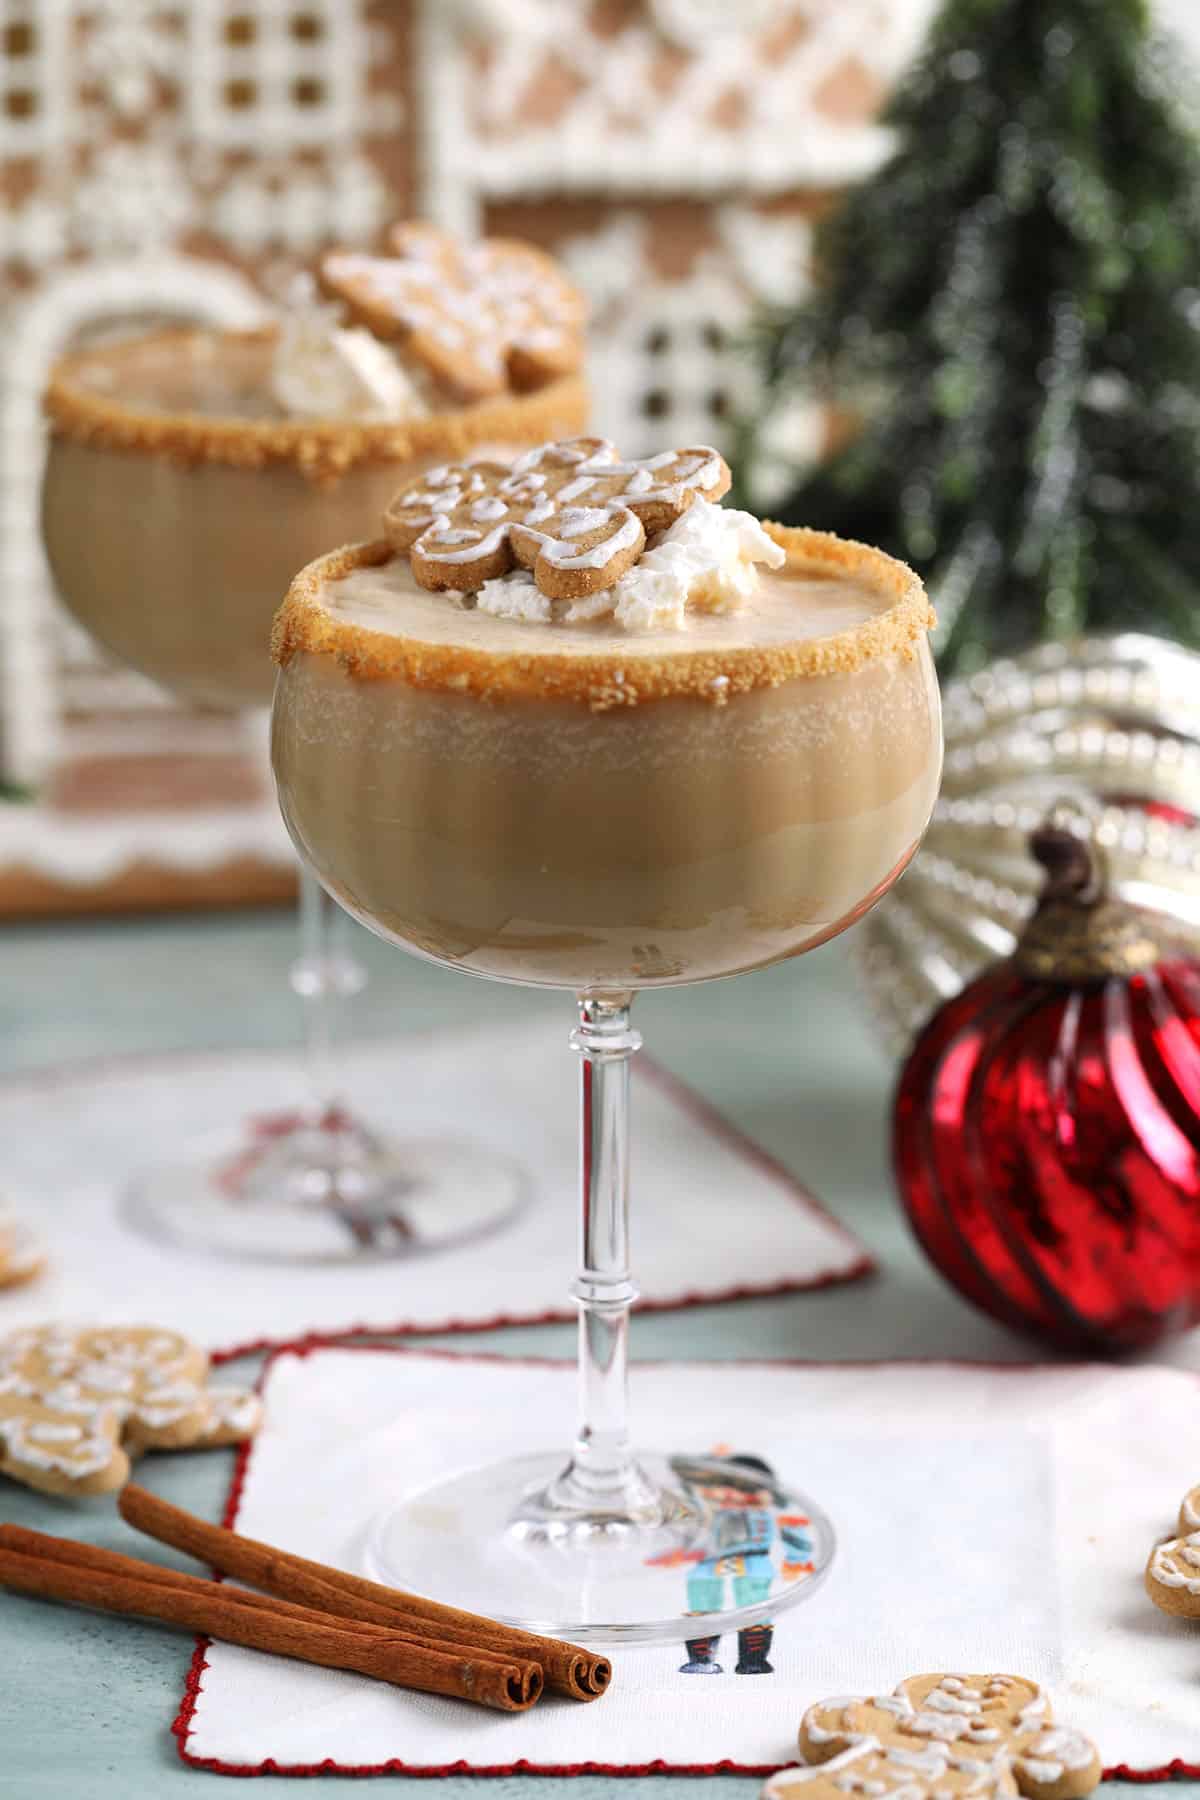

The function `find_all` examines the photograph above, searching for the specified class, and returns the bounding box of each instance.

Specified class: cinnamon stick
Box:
[0,1524,373,1635]
[121,1483,610,1700]
[0,1523,538,1700]
[0,1541,540,1712]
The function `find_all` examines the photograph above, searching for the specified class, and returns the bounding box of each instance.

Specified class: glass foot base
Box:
[362,1450,835,1644]
[123,1113,526,1264]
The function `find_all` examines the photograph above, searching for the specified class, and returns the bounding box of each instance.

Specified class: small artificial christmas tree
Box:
[745,0,1200,673]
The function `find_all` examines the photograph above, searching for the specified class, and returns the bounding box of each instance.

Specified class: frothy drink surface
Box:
[70,330,287,418]
[272,533,941,990]
[42,330,582,712]
[324,559,887,656]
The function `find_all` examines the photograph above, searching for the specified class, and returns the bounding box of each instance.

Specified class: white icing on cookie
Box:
[3,1406,119,1477]
[804,1702,864,1745]
[1016,1728,1097,1781]
[922,1691,983,1716]
[908,1713,977,1743]
[386,437,731,601]
[1149,1534,1200,1592]
[320,225,583,399]
[0,1324,260,1489]
[784,1677,1094,1800]
[198,1388,264,1440]
[465,497,784,634]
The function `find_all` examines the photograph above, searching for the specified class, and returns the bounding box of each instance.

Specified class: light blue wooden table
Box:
[0,908,1170,1795]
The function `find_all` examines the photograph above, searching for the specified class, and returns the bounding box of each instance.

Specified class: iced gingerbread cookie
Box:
[1145,1483,1200,1616]
[383,435,731,601]
[318,221,586,402]
[0,1208,44,1290]
[763,1674,1101,1800]
[0,1324,260,1498]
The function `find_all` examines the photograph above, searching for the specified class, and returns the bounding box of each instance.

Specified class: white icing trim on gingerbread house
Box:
[418,0,939,225]
[1,257,268,787]
[558,206,817,460]
[183,0,370,154]
[0,800,293,888]
[585,258,760,455]
[415,2,482,241]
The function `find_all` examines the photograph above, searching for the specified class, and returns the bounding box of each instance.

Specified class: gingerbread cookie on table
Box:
[0,1324,260,1498]
[1145,1483,1200,1616]
[318,221,586,402]
[383,435,732,602]
[764,1674,1101,1800]
[0,1208,44,1291]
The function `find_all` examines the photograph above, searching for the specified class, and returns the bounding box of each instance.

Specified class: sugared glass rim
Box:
[43,325,589,486]
[272,524,936,708]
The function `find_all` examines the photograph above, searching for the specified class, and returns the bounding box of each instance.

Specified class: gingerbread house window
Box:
[185,0,358,151]
[590,276,759,457]
[1,2,69,154]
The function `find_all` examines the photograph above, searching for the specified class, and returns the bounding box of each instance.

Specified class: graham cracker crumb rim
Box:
[43,326,589,482]
[272,525,936,707]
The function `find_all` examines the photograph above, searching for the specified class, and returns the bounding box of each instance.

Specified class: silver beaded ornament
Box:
[854,634,1200,1053]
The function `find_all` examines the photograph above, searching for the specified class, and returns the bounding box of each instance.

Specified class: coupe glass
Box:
[271,525,942,1637]
[41,324,586,1262]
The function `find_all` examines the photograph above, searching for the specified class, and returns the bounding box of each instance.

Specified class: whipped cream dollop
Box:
[270,280,427,422]
[474,499,785,632]
[610,498,785,631]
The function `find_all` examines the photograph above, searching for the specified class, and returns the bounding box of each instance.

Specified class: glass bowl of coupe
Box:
[271,435,942,1637]
[41,224,588,1263]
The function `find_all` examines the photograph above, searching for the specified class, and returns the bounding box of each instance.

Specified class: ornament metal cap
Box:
[1013,820,1163,983]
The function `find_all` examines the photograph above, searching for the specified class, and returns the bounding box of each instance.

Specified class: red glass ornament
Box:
[893,826,1200,1351]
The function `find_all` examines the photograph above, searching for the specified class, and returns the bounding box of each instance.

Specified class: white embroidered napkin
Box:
[0,1021,866,1353]
[179,1346,1200,1778]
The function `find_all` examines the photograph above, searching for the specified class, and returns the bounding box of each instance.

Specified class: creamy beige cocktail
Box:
[42,328,586,712]
[38,229,588,1262]
[272,516,940,990]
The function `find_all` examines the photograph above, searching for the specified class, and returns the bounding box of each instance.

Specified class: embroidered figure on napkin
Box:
[646,1452,814,1678]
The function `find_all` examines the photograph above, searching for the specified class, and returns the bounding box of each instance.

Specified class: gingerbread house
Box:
[0,0,939,911]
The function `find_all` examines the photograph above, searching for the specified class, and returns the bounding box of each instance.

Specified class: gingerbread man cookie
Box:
[0,1324,261,1498]
[763,1675,1101,1800]
[0,1208,44,1291]
[318,222,586,401]
[383,435,731,601]
[1145,1483,1200,1615]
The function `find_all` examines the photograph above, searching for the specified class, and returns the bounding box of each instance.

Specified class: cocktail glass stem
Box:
[541,995,662,1518]
[238,864,395,1230]
[361,990,836,1635]
[229,867,379,1226]
[509,994,688,1537]
[126,861,526,1258]
[290,868,365,1121]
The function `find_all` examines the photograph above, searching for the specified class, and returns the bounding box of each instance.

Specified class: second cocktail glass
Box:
[41,324,587,1261]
